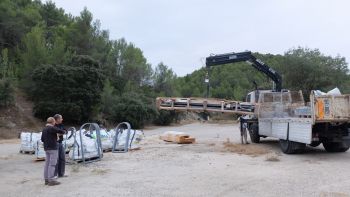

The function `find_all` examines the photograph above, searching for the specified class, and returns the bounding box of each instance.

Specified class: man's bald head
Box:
[47,117,55,125]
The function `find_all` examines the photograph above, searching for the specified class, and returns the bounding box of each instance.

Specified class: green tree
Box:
[31,55,105,122]
[0,48,16,78]
[282,47,349,97]
[0,78,14,107]
[153,62,176,96]
[21,25,49,76]
[106,39,153,92]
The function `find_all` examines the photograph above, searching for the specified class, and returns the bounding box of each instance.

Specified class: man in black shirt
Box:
[54,114,67,178]
[41,117,66,186]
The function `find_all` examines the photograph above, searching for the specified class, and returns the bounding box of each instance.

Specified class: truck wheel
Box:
[279,139,306,154]
[323,142,350,152]
[309,141,321,147]
[248,123,260,143]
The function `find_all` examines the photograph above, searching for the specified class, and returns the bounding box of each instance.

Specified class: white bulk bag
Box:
[90,129,113,151]
[34,139,46,159]
[111,129,144,150]
[69,134,100,160]
[20,132,41,152]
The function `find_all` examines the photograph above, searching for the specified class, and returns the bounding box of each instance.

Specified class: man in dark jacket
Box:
[41,117,66,186]
[53,114,67,178]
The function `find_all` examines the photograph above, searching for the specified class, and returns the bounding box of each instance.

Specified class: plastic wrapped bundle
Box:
[34,139,45,159]
[20,132,41,152]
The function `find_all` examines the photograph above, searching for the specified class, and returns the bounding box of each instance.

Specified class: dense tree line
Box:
[0,0,349,128]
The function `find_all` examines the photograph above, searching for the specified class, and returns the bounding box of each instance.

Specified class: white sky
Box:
[49,0,350,76]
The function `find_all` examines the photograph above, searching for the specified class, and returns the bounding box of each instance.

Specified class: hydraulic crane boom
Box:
[205,51,282,92]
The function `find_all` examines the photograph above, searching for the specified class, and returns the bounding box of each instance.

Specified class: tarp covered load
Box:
[313,87,342,96]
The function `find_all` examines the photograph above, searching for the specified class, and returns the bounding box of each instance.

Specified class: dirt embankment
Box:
[0,90,42,139]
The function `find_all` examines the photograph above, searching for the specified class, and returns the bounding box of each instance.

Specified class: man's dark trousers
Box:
[54,143,65,177]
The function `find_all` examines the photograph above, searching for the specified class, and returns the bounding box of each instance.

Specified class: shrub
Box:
[0,78,14,107]
[109,92,157,129]
[153,110,176,126]
[30,55,104,122]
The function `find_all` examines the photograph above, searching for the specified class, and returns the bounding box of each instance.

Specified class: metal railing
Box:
[72,123,103,164]
[112,122,131,153]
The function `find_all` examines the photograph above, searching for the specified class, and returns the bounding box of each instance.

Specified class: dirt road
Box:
[0,122,349,197]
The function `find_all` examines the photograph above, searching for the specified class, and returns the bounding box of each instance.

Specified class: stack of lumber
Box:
[160,131,195,144]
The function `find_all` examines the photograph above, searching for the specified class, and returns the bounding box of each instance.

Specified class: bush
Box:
[33,101,82,122]
[108,92,157,129]
[153,110,176,126]
[0,79,14,107]
[30,55,104,122]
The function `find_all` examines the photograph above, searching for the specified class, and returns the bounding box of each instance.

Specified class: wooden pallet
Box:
[34,157,45,162]
[76,156,101,163]
[160,131,196,144]
[19,150,35,154]
[103,148,112,153]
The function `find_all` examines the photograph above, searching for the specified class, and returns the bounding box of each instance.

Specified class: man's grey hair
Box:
[53,114,62,121]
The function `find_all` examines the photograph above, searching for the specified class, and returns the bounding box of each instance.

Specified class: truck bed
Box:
[312,94,350,122]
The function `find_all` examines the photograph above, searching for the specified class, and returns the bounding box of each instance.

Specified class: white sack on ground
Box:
[20,132,41,152]
[34,139,45,159]
[110,129,144,150]
[90,129,113,150]
[68,134,101,160]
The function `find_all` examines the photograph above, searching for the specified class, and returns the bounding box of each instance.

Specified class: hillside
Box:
[0,90,42,139]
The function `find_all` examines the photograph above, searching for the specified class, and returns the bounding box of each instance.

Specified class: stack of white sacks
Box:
[20,127,144,160]
[35,139,45,159]
[20,132,41,153]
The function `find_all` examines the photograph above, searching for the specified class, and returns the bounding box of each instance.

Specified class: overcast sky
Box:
[49,0,350,76]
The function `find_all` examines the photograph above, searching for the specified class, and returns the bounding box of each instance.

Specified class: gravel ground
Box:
[0,122,349,197]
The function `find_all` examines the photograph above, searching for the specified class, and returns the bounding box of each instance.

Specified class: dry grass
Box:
[207,143,216,146]
[222,138,270,157]
[71,164,80,173]
[0,139,20,144]
[91,168,110,175]
[265,154,280,162]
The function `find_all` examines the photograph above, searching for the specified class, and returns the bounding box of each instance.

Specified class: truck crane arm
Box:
[205,51,282,92]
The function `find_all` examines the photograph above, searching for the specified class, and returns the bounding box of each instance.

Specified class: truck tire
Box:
[309,141,321,147]
[248,123,260,143]
[279,139,306,154]
[323,142,350,152]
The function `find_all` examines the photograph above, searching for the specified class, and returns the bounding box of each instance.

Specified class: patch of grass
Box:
[91,168,110,175]
[222,138,270,157]
[71,164,80,173]
[265,154,280,162]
